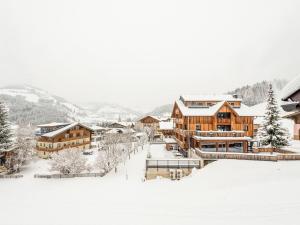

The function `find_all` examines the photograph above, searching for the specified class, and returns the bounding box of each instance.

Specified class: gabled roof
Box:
[280,75,300,101]
[180,94,242,102]
[138,115,161,122]
[41,122,93,138]
[174,99,257,117]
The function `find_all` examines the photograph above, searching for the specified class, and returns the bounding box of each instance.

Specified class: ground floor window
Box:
[201,143,217,152]
[200,142,244,153]
[228,143,243,152]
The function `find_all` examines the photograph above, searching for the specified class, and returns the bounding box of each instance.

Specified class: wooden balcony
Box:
[36,141,91,152]
[195,131,245,137]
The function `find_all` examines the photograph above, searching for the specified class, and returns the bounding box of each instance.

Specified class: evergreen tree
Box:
[0,102,12,150]
[258,84,289,148]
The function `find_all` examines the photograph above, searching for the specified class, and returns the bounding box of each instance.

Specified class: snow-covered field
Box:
[1,144,300,225]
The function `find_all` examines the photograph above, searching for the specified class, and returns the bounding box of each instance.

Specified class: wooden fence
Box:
[193,149,300,161]
[34,172,105,179]
[0,174,23,179]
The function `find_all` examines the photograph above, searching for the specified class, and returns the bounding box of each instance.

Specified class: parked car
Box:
[83,151,94,156]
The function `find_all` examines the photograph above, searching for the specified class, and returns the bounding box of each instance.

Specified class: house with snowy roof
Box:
[281,75,300,140]
[137,115,161,131]
[171,95,257,156]
[35,122,93,158]
[108,122,135,129]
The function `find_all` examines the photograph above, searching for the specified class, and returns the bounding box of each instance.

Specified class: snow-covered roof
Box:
[280,74,300,101]
[41,122,93,138]
[180,94,242,102]
[251,101,291,118]
[138,115,161,122]
[37,122,70,128]
[109,122,134,127]
[90,125,109,131]
[175,99,257,117]
[164,138,177,144]
[105,128,136,134]
[159,121,173,130]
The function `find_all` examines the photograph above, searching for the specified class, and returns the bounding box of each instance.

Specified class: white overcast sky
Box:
[0,0,299,111]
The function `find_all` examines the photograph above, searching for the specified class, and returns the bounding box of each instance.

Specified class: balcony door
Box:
[217,125,231,131]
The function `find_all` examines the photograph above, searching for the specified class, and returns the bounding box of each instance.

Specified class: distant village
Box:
[0,76,299,180]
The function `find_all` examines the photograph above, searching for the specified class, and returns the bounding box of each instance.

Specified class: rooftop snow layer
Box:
[280,75,300,101]
[176,99,257,117]
[41,122,92,138]
[180,94,242,102]
[159,121,173,130]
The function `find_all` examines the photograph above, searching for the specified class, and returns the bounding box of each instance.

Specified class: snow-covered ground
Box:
[284,140,300,153]
[1,144,300,225]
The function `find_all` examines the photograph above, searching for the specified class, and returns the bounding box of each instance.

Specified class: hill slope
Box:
[0,85,87,125]
[227,79,288,106]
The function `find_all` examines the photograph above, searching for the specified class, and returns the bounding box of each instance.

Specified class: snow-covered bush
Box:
[51,149,87,174]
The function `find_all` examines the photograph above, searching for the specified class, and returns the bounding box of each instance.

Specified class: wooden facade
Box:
[138,116,160,129]
[172,96,255,155]
[281,79,300,140]
[36,123,92,158]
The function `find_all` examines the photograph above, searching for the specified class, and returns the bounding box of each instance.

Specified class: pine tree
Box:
[258,84,289,148]
[0,102,12,150]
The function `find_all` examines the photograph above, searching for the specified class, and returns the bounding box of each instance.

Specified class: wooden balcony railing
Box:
[36,141,91,151]
[195,131,245,137]
[175,129,246,138]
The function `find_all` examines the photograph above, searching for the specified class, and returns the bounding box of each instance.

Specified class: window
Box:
[243,124,249,131]
[217,113,231,119]
[196,124,201,131]
[65,134,69,139]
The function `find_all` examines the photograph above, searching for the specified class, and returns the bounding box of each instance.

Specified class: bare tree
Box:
[144,126,155,142]
[101,134,124,173]
[138,133,148,150]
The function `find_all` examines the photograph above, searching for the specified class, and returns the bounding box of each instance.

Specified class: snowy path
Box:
[1,144,300,225]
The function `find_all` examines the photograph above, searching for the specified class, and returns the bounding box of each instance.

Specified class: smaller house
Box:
[281,75,300,140]
[0,146,19,173]
[90,125,110,148]
[164,138,178,151]
[108,122,135,129]
[137,116,160,130]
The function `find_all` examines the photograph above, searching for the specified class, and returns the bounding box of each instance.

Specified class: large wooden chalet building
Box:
[281,75,300,140]
[172,95,256,156]
[36,122,93,158]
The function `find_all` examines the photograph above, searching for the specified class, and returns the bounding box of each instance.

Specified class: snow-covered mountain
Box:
[81,102,142,122]
[145,104,173,118]
[227,79,288,106]
[0,85,87,125]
